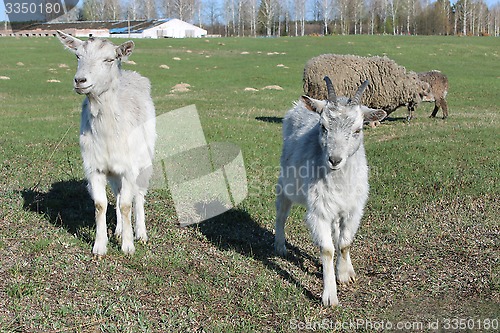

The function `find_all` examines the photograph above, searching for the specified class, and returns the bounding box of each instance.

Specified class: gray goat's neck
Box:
[85,79,121,117]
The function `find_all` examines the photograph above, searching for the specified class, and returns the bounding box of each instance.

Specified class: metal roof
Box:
[22,19,172,33]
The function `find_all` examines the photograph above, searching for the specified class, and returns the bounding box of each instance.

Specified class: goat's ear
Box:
[56,30,82,51]
[116,41,135,59]
[363,108,387,122]
[301,96,326,114]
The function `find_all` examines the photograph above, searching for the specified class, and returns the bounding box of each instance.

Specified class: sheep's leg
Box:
[119,180,135,255]
[430,103,440,118]
[335,213,361,284]
[134,191,148,243]
[439,99,448,119]
[274,193,292,257]
[407,104,415,122]
[89,173,108,256]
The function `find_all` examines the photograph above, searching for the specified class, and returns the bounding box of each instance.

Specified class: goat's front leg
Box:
[308,213,338,306]
[320,245,338,306]
[335,213,361,284]
[119,180,135,255]
[88,172,108,256]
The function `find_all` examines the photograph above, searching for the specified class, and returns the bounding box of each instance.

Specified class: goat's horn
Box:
[351,80,370,105]
[323,76,337,104]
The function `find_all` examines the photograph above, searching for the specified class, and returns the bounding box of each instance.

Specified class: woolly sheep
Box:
[303,54,431,121]
[57,31,156,255]
[275,76,386,306]
[417,70,449,119]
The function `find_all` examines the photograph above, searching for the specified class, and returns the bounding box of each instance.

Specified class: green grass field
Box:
[0,35,498,332]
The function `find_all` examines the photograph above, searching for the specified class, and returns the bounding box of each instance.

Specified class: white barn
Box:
[111,19,207,39]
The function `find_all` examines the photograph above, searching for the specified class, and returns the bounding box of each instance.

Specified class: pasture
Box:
[0,35,498,332]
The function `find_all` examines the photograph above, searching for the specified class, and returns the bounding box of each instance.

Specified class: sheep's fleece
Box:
[303,54,428,115]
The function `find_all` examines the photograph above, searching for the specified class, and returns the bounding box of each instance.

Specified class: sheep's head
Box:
[406,73,433,105]
[56,30,134,96]
[301,76,386,170]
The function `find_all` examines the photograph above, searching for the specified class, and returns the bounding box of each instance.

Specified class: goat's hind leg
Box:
[134,167,152,243]
[274,192,292,257]
[118,179,135,255]
[109,177,123,240]
[134,191,148,243]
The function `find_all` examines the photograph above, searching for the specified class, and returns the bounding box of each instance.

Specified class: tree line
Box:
[78,0,500,36]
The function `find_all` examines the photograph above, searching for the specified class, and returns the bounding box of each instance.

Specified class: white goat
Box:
[275,77,386,306]
[57,31,156,255]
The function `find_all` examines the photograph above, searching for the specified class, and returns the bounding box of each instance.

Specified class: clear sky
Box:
[0,0,499,23]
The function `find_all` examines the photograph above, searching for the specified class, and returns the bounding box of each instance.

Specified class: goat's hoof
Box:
[337,270,356,285]
[92,242,107,256]
[137,237,148,244]
[135,233,148,244]
[322,292,339,307]
[274,244,287,257]
[121,242,136,255]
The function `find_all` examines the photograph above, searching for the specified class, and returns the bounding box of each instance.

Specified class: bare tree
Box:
[137,0,157,19]
[463,0,468,34]
[351,0,364,34]
[204,0,221,26]
[292,0,306,35]
[490,3,500,36]
[103,0,121,20]
[319,0,333,34]
[82,0,105,20]
[258,0,277,36]
[337,0,349,34]
[388,0,401,34]
[173,0,196,21]
[248,0,258,36]
[124,0,140,20]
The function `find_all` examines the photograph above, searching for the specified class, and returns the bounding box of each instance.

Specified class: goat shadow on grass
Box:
[21,179,115,246]
[196,208,321,303]
[255,116,283,124]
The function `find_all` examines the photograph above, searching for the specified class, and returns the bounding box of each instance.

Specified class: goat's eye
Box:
[353,128,362,135]
[104,58,114,63]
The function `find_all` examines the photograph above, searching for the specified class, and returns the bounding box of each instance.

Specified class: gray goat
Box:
[275,77,386,306]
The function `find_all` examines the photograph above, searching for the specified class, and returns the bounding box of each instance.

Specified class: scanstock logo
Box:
[3,0,79,31]
[150,105,248,227]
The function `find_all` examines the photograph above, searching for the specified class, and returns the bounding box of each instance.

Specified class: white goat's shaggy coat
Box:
[275,77,385,306]
[57,31,156,255]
